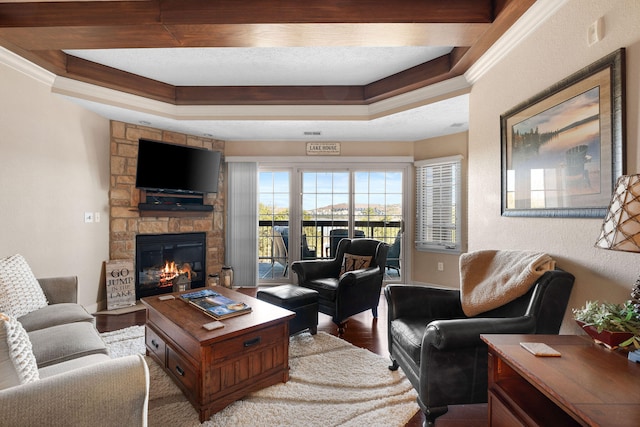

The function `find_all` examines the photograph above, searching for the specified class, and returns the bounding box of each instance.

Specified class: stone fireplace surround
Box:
[109,121,225,293]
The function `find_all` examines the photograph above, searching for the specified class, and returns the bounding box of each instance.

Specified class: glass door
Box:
[300,169,404,280]
[258,171,290,280]
[353,170,403,279]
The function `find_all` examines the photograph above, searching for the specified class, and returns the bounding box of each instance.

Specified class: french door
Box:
[258,166,406,283]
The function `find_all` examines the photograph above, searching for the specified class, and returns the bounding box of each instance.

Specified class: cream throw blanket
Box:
[459,250,555,317]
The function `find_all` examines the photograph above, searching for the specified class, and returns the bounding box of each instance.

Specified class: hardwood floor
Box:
[95,288,487,427]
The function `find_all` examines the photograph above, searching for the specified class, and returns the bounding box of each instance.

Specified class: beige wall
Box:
[0,61,110,311]
[412,132,468,287]
[468,0,640,332]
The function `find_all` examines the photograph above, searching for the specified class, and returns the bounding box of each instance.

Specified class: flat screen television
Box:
[135,139,221,194]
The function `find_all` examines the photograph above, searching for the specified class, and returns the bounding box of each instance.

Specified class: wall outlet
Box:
[94,212,101,223]
[84,212,94,223]
[437,262,444,272]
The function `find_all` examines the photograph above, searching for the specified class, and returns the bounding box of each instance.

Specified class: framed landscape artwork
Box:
[501,48,625,217]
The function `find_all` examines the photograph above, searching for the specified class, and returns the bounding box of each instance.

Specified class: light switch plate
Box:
[84,212,94,223]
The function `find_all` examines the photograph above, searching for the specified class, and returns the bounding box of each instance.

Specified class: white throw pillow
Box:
[0,254,48,318]
[0,313,40,390]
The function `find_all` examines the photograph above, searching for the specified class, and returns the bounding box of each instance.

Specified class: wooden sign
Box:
[306,142,340,155]
[105,260,136,310]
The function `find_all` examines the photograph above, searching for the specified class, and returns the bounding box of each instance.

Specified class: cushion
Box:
[18,303,95,333]
[0,312,40,390]
[0,254,48,318]
[339,253,372,276]
[28,322,108,368]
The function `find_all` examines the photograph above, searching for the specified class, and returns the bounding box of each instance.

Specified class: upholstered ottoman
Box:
[257,285,318,335]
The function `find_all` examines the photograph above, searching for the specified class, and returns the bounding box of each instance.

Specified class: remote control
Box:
[203,320,224,330]
[158,295,175,301]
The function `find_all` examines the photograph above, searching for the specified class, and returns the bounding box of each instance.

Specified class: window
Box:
[257,163,409,283]
[415,155,462,253]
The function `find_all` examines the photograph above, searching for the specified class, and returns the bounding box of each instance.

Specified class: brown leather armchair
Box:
[385,269,574,426]
[292,238,388,333]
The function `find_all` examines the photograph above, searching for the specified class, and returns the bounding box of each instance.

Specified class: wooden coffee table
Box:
[141,287,295,422]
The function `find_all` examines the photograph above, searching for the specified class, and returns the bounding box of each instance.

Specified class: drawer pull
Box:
[244,337,261,347]
[151,339,159,349]
[175,365,185,376]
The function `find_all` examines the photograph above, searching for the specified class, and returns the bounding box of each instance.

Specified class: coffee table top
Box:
[141,286,295,345]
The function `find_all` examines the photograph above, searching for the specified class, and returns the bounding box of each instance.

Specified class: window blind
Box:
[415,155,462,253]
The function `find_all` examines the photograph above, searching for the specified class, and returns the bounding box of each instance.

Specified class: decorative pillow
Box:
[340,253,373,276]
[0,254,48,318]
[0,313,40,390]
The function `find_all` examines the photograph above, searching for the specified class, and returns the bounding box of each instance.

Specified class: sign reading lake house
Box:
[306,142,340,156]
[106,260,136,310]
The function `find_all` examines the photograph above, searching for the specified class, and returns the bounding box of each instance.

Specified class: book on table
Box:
[179,289,252,320]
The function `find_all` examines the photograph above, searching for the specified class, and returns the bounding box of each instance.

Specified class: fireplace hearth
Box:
[135,232,206,299]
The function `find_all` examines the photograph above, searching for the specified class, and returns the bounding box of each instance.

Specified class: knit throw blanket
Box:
[459,250,555,317]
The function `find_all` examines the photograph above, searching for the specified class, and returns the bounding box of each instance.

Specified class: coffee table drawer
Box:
[145,326,166,364]
[212,324,284,361]
[167,346,197,393]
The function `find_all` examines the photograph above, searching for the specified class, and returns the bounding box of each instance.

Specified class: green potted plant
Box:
[573,300,640,349]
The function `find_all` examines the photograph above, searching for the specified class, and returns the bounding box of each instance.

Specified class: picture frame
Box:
[501,48,626,218]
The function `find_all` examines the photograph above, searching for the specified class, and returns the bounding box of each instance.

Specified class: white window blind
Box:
[415,155,462,253]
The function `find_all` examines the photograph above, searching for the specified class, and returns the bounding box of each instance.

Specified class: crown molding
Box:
[52,74,468,122]
[465,0,569,84]
[0,47,55,86]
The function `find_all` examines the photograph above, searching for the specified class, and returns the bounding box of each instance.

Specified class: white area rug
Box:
[101,326,419,426]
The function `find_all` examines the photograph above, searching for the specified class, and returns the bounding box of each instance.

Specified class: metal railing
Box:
[259,219,401,261]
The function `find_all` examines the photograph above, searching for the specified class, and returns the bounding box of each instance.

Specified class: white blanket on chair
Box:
[459,250,555,317]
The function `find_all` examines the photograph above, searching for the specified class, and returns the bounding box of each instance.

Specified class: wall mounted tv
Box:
[135,139,221,194]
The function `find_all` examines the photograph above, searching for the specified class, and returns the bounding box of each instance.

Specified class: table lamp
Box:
[595,174,640,361]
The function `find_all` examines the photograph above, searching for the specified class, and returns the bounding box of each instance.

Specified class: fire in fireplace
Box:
[135,232,206,299]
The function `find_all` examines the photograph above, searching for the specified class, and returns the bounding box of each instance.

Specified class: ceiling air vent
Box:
[304,131,322,136]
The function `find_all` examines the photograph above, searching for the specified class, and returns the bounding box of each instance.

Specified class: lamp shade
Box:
[595,174,640,253]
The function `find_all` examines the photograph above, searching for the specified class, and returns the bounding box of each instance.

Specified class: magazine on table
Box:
[179,289,251,320]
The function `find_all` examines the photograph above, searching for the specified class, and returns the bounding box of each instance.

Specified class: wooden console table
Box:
[482,334,640,427]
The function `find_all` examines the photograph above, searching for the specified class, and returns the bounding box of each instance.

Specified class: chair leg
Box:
[388,359,399,371]
[337,322,346,335]
[371,305,378,318]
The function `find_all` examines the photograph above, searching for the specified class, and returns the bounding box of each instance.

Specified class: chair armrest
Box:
[338,267,379,285]
[291,259,340,283]
[37,276,78,304]
[0,355,149,427]
[423,316,537,350]
[385,284,463,320]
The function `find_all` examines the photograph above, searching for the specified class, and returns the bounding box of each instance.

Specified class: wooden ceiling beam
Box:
[0,0,536,106]
[0,0,494,27]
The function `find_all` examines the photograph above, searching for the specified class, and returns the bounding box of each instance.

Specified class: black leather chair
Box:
[385,269,574,426]
[386,231,401,274]
[292,238,388,333]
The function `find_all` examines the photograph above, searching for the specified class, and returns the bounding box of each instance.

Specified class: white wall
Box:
[469,0,640,332]
[0,57,110,311]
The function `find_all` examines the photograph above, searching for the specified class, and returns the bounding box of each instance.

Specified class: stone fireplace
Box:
[109,121,225,303]
[135,232,206,299]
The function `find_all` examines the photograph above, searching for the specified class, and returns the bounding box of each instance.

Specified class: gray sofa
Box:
[0,276,149,427]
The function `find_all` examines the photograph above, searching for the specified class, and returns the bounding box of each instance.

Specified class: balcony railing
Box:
[258,219,402,279]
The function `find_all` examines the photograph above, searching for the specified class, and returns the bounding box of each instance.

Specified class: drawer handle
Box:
[175,365,185,376]
[151,339,159,349]
[244,337,261,347]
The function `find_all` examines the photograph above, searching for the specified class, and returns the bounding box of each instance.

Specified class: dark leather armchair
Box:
[385,269,574,426]
[292,238,389,333]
